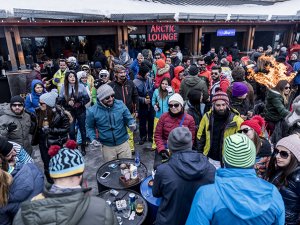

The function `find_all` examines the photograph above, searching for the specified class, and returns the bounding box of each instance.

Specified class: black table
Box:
[98,189,148,225]
[96,158,148,193]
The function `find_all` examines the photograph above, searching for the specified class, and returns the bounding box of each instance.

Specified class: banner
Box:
[147,25,179,42]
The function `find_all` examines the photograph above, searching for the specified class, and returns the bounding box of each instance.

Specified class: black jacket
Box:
[109,80,139,113]
[230,96,251,117]
[271,166,300,225]
[32,106,71,147]
[153,150,215,225]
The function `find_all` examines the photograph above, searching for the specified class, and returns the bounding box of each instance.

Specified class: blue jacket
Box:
[25,79,45,114]
[0,163,44,225]
[153,150,215,225]
[86,99,135,146]
[186,169,285,225]
[133,76,154,111]
[130,59,140,79]
[152,89,173,118]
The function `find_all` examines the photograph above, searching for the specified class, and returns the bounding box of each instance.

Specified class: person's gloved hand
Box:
[154,105,159,112]
[159,150,170,161]
[42,127,50,134]
[129,124,137,132]
[53,78,60,83]
[7,122,17,132]
[166,86,173,95]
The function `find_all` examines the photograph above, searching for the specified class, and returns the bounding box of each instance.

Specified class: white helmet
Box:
[67,56,77,64]
[99,69,109,77]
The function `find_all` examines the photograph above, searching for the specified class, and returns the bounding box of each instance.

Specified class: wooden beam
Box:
[4,27,18,71]
[192,26,199,56]
[249,26,256,51]
[198,26,203,55]
[12,27,26,69]
[122,26,128,51]
[116,26,122,53]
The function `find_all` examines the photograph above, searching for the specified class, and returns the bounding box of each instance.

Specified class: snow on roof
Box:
[1,0,300,19]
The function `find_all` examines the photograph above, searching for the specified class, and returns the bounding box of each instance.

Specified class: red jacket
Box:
[154,112,195,152]
[171,66,184,93]
[154,64,171,89]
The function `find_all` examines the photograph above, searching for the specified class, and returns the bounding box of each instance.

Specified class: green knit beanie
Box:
[223,133,256,168]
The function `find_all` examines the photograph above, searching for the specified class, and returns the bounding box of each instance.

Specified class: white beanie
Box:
[77,71,87,80]
[168,93,184,106]
[40,89,58,107]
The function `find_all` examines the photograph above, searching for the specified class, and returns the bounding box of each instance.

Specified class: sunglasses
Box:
[274,148,290,159]
[237,128,252,134]
[212,72,219,75]
[39,102,46,105]
[11,103,23,107]
[100,74,108,78]
[168,103,180,108]
[104,95,114,101]
[284,86,291,90]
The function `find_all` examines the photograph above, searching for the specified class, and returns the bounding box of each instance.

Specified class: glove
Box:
[42,127,50,134]
[7,122,17,132]
[53,78,60,83]
[159,150,170,161]
[129,124,137,132]
[154,105,159,112]
[166,86,173,95]
[73,102,82,108]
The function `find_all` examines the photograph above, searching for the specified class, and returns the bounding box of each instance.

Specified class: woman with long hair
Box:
[265,134,300,225]
[32,89,71,183]
[238,116,272,177]
[152,77,173,149]
[264,80,291,136]
[58,70,90,155]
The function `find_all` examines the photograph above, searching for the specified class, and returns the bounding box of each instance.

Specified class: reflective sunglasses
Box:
[11,103,23,107]
[237,128,252,134]
[100,74,108,78]
[168,103,180,108]
[273,148,290,159]
[284,86,291,90]
[104,95,114,101]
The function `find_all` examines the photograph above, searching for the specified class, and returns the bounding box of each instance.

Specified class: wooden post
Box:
[4,27,18,71]
[249,26,256,51]
[122,26,128,51]
[287,25,296,47]
[13,27,26,70]
[116,26,123,53]
[192,26,199,56]
[198,26,203,55]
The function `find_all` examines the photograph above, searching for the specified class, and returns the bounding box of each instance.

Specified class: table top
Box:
[98,189,148,225]
[140,175,161,207]
[96,158,148,190]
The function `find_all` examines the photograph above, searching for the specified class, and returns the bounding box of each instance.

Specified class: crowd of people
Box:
[0,42,300,225]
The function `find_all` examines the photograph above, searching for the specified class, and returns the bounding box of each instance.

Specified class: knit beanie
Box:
[168,127,192,151]
[48,140,84,179]
[76,71,87,80]
[10,95,24,105]
[139,62,150,77]
[156,59,166,69]
[241,115,265,136]
[40,89,58,108]
[0,137,13,157]
[223,133,256,168]
[188,64,199,76]
[232,82,248,97]
[276,134,300,162]
[97,84,115,101]
[188,89,202,106]
[212,91,229,105]
[168,93,184,106]
[94,61,102,69]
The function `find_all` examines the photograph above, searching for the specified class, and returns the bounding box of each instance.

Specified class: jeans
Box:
[139,108,154,141]
[70,111,86,145]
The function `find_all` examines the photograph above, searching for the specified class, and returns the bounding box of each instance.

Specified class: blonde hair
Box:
[0,169,13,207]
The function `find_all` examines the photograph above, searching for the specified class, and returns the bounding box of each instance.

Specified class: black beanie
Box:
[188,64,199,76]
[10,95,24,105]
[0,137,13,157]
[139,62,150,77]
[188,89,203,106]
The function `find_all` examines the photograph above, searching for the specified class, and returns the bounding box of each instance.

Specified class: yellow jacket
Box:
[52,69,67,93]
[197,108,243,156]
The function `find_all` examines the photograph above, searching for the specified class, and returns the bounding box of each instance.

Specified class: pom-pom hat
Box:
[241,115,265,136]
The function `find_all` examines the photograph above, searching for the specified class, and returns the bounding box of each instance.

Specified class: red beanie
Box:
[241,115,265,136]
[156,59,166,69]
[212,91,229,105]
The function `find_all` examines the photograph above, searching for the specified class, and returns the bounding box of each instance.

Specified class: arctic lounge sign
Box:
[147,25,179,42]
[217,29,236,37]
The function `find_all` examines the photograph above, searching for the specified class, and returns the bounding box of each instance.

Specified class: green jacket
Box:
[179,75,208,101]
[13,188,118,225]
[264,89,289,122]
[197,108,243,156]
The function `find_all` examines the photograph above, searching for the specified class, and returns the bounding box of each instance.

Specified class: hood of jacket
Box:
[215,168,276,220]
[19,188,90,225]
[157,64,170,76]
[174,66,184,79]
[3,105,24,118]
[168,150,214,180]
[31,79,45,96]
[183,75,201,87]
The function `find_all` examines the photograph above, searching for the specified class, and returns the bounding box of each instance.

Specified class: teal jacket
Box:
[152,89,173,119]
[86,99,135,146]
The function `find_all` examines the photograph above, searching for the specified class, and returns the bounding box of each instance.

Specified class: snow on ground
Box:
[1,0,300,19]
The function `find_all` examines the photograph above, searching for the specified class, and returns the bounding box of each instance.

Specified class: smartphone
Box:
[100,172,110,179]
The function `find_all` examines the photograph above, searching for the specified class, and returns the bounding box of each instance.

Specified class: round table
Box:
[96,158,148,193]
[140,175,161,225]
[98,189,148,225]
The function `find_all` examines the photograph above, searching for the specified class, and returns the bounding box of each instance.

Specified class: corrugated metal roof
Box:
[153,0,275,6]
[270,15,300,21]
[110,13,175,21]
[178,13,227,20]
[230,14,269,21]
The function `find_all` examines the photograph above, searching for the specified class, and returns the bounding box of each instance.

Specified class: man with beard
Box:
[86,84,136,162]
[52,59,68,93]
[109,65,139,154]
[210,65,230,98]
[0,96,32,155]
[197,91,243,168]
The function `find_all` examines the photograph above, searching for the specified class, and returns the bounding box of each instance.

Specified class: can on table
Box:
[129,193,136,204]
